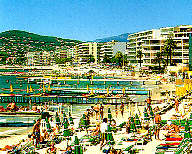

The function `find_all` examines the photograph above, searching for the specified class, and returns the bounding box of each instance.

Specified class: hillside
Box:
[93,33,129,42]
[0,30,82,64]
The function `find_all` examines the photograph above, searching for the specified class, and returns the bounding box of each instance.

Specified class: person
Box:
[65,145,72,154]
[154,113,161,140]
[175,98,179,112]
[120,102,124,117]
[100,118,108,149]
[93,103,100,120]
[91,122,100,136]
[7,102,18,112]
[170,124,180,133]
[146,97,151,110]
[32,119,41,147]
[100,103,104,120]
[115,104,118,118]
[126,118,131,134]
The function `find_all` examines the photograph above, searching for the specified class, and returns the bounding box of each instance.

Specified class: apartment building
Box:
[126,25,192,66]
[78,42,103,64]
[26,50,55,66]
[100,42,114,62]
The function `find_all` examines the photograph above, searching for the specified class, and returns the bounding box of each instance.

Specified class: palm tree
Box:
[153,52,164,73]
[114,51,123,67]
[136,50,143,67]
[87,54,95,63]
[103,53,111,64]
[163,33,176,66]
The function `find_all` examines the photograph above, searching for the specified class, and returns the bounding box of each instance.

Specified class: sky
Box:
[0,0,192,41]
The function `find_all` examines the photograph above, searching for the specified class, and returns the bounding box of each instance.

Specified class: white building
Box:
[126,25,192,66]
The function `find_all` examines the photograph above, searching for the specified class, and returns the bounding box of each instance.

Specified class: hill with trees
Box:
[0,30,82,64]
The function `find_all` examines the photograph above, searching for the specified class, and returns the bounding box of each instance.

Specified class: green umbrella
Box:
[45,117,51,132]
[135,114,141,129]
[130,117,136,133]
[144,107,149,121]
[55,112,60,126]
[108,108,112,122]
[63,118,71,146]
[82,114,88,128]
[184,120,191,139]
[74,136,83,154]
[68,112,74,125]
[149,107,154,120]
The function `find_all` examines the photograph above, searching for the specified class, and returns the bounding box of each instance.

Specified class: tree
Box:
[123,54,129,66]
[87,54,95,63]
[153,52,164,73]
[163,33,176,66]
[136,50,143,67]
[114,51,123,67]
[55,57,72,64]
[103,53,111,64]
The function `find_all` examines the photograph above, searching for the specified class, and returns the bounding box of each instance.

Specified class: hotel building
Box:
[126,25,192,66]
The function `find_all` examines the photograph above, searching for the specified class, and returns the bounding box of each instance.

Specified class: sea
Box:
[0,71,156,141]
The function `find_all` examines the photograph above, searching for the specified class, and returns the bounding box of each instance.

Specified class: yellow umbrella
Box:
[43,84,46,93]
[48,84,51,91]
[107,88,109,95]
[30,85,33,93]
[27,85,29,93]
[90,89,94,95]
[122,88,125,94]
[10,84,13,93]
[87,85,89,91]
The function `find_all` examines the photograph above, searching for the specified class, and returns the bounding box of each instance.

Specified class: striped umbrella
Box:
[144,107,149,121]
[135,114,141,129]
[74,136,83,154]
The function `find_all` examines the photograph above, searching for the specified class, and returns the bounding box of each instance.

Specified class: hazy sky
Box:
[0,0,192,41]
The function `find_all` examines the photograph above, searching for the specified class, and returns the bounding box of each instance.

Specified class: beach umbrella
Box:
[184,120,191,139]
[149,106,154,119]
[48,83,51,91]
[130,117,136,132]
[45,117,51,132]
[10,84,13,92]
[87,85,89,91]
[55,112,60,126]
[63,118,71,137]
[43,84,46,93]
[107,87,109,95]
[30,85,33,93]
[68,112,74,125]
[74,136,83,154]
[27,85,29,93]
[135,114,141,129]
[81,114,89,134]
[106,124,115,145]
[144,107,149,121]
[122,88,126,95]
[90,89,94,95]
[108,108,112,122]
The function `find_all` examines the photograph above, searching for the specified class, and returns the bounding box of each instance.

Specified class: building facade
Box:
[126,25,192,66]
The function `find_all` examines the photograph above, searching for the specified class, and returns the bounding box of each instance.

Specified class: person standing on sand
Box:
[120,102,124,117]
[99,103,104,120]
[100,118,108,150]
[146,97,151,111]
[93,103,100,120]
[175,98,179,112]
[115,104,118,118]
[32,119,41,147]
[154,113,161,140]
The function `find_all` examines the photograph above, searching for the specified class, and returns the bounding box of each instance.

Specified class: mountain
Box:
[93,33,130,42]
[0,30,82,64]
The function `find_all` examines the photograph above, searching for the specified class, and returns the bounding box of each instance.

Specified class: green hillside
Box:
[0,30,82,64]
